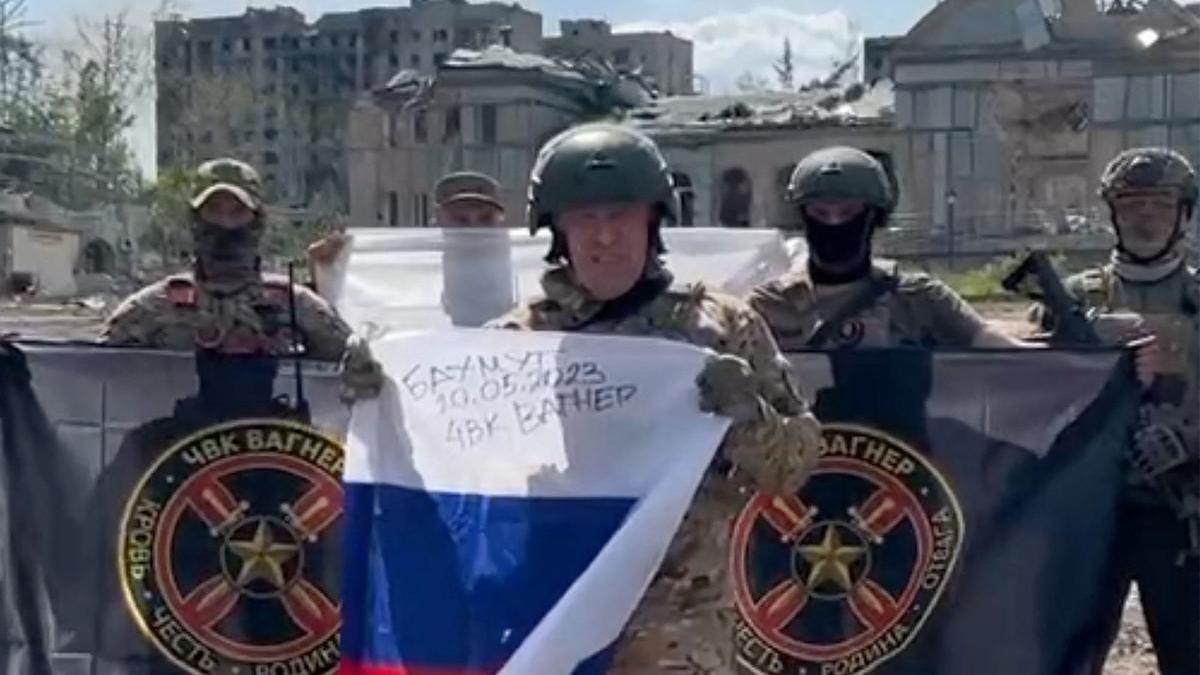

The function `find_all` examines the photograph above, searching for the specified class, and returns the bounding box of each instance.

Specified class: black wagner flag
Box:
[732,347,1138,675]
[0,342,348,675]
[0,341,1138,674]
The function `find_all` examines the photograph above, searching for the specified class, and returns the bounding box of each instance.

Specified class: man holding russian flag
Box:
[483,123,823,671]
[339,122,822,674]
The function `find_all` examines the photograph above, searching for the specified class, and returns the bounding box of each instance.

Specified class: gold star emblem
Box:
[227,521,298,589]
[798,525,866,592]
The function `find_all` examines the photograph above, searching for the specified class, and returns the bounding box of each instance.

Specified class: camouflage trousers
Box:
[614,571,734,672]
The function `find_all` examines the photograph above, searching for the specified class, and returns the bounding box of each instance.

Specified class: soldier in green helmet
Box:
[488,122,822,673]
[1032,147,1198,675]
[101,158,382,400]
[749,146,1024,349]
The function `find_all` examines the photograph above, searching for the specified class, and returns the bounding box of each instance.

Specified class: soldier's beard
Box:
[1113,209,1181,263]
[193,221,264,288]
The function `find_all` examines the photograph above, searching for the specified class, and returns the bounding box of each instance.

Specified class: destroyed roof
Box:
[0,190,80,232]
[627,80,894,133]
[377,46,657,109]
[441,46,592,84]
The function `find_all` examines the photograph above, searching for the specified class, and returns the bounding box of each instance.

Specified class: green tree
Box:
[140,164,195,269]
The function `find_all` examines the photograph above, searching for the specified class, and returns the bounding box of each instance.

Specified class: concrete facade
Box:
[155,1,542,210]
[347,49,613,228]
[886,0,1200,235]
[628,84,896,229]
[634,0,1198,235]
[543,20,694,96]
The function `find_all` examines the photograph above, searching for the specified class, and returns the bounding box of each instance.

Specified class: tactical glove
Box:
[339,334,384,403]
[695,352,766,424]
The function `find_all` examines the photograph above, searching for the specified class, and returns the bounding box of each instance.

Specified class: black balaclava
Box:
[803,208,876,284]
[192,214,265,291]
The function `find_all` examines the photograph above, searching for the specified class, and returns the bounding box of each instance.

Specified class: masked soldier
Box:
[483,123,822,673]
[748,146,1025,349]
[100,158,381,399]
[1036,147,1198,675]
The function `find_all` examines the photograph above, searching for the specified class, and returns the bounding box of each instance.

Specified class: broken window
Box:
[444,105,462,141]
[672,172,695,226]
[1127,75,1166,120]
[480,104,497,143]
[773,165,796,228]
[415,110,428,143]
[1172,73,1200,120]
[719,167,753,228]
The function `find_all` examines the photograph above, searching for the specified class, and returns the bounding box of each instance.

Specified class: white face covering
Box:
[439,228,518,327]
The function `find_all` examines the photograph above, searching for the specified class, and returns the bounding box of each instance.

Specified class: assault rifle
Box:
[1000,250,1100,345]
[1003,250,1198,560]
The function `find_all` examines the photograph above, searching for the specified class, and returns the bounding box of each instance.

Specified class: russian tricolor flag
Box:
[340,330,730,675]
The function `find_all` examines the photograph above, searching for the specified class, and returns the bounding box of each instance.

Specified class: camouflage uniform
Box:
[750,260,990,349]
[749,146,990,348]
[101,271,351,360]
[100,159,352,362]
[491,123,821,673]
[1036,148,1199,675]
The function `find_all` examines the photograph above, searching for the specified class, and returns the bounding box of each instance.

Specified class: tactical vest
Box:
[165,276,299,355]
[763,262,979,350]
[1069,264,1199,428]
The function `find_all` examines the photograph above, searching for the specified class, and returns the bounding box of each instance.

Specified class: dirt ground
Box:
[0,298,1162,674]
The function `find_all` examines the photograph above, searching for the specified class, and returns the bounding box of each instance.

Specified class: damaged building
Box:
[626,83,896,230]
[155,0,543,211]
[632,0,1198,235]
[872,0,1200,235]
[347,46,656,226]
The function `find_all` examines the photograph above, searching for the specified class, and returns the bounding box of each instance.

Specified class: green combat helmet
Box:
[527,123,678,234]
[786,146,897,225]
[190,158,265,214]
[1100,147,1198,219]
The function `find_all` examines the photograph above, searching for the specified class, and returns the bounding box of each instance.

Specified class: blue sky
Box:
[27,0,935,175]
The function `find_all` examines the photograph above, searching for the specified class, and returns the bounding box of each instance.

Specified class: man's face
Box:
[198,191,257,229]
[559,203,651,301]
[437,200,505,227]
[1112,188,1181,259]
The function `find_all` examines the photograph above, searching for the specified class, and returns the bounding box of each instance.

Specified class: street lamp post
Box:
[946,189,958,267]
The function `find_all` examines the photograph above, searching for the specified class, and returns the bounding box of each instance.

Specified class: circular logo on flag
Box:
[118,419,344,674]
[730,423,964,675]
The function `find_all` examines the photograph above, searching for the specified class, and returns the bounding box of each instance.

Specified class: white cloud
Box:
[615,6,858,94]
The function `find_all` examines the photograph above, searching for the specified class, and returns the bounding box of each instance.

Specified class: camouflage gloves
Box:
[696,353,767,424]
[339,335,384,403]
